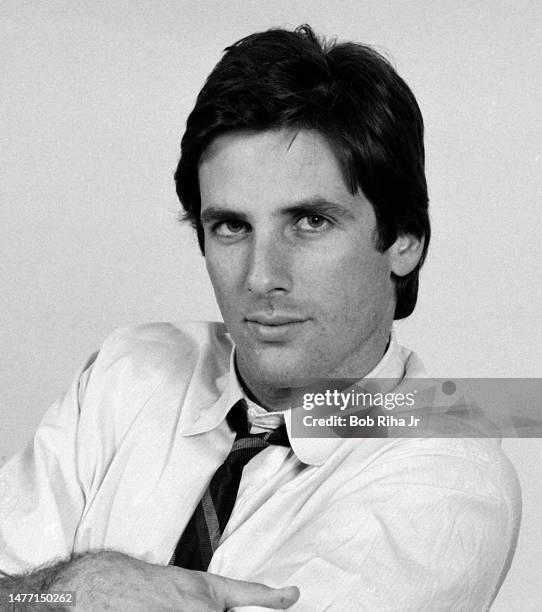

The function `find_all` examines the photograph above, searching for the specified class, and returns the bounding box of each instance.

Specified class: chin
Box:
[249,362,299,388]
[240,346,322,388]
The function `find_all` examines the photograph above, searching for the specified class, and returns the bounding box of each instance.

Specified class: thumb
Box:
[209,574,300,609]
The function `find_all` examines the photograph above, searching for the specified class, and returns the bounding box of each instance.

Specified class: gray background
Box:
[1,1,541,608]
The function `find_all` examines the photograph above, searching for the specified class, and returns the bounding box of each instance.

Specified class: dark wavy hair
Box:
[175,25,430,319]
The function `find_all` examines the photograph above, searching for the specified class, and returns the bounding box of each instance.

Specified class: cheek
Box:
[312,249,392,324]
[205,250,250,328]
[205,256,234,303]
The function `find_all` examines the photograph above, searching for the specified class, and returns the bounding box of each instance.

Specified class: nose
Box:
[245,232,292,295]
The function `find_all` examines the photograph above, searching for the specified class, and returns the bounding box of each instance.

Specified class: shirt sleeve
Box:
[0,352,98,574]
[232,440,521,612]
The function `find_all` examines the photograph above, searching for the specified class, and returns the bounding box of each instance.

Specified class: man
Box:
[0,25,520,611]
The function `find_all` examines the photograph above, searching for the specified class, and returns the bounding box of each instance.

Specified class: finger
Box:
[209,574,300,609]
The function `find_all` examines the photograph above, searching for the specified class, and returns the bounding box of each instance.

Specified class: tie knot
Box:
[225,400,291,466]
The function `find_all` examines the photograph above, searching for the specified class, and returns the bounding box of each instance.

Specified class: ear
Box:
[388,234,424,277]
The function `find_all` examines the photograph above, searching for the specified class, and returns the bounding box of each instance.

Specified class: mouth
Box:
[244,315,308,341]
[246,314,307,326]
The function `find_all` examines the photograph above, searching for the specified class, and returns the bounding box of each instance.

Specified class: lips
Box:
[245,314,307,326]
[244,314,308,341]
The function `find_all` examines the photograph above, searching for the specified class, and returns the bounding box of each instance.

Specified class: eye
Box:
[295,214,331,231]
[213,219,248,237]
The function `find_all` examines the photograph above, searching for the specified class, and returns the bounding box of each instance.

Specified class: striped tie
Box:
[172,399,290,570]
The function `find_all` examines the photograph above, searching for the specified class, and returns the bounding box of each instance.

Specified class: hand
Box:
[50,550,299,611]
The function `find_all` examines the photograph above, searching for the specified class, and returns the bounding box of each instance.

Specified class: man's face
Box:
[199,128,400,402]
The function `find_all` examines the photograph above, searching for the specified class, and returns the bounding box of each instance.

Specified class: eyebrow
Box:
[200,197,353,225]
[281,198,352,219]
[200,207,249,226]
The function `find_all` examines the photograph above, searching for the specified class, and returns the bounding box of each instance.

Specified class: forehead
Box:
[198,128,355,208]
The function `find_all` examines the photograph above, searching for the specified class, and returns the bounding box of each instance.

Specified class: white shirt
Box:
[0,322,521,611]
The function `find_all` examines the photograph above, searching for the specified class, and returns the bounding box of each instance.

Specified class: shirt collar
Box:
[178,347,243,436]
[179,328,408,466]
